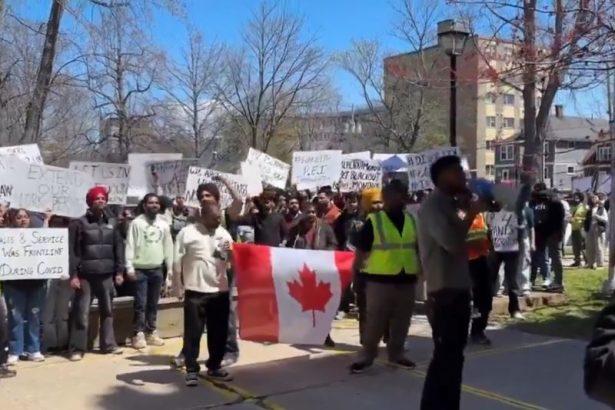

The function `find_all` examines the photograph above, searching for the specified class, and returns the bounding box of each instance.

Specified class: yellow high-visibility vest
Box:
[363,211,419,276]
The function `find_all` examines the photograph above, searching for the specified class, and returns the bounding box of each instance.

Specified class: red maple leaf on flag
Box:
[287,264,333,327]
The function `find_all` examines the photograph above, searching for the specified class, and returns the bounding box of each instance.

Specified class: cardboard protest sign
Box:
[245,148,290,189]
[128,153,182,199]
[0,144,44,164]
[148,159,198,198]
[184,167,249,209]
[10,162,94,218]
[69,162,130,205]
[291,150,342,190]
[339,159,383,193]
[406,147,459,191]
[0,228,68,281]
[342,151,371,161]
[240,161,264,197]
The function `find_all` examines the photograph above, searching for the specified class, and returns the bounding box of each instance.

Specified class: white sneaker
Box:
[145,330,164,347]
[132,332,147,349]
[7,355,19,366]
[25,352,45,362]
[511,312,526,320]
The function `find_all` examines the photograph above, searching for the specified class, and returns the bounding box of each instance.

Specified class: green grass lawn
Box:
[512,267,613,340]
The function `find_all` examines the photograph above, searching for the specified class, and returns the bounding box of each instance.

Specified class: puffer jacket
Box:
[68,210,124,278]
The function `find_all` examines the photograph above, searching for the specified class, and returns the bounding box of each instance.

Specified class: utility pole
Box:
[604,67,615,296]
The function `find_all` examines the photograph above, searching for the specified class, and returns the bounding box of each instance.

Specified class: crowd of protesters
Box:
[0,156,611,408]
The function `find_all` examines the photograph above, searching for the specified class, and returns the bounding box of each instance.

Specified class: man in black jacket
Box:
[585,301,615,407]
[68,187,125,361]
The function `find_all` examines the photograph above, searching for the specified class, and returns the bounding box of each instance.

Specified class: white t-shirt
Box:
[173,222,233,294]
[486,210,519,252]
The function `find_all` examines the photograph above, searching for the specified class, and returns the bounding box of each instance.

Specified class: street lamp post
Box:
[438,19,470,147]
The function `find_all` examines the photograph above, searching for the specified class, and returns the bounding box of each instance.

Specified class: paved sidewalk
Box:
[0,317,608,410]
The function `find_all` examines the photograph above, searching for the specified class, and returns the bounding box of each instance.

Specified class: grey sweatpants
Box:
[358,281,416,363]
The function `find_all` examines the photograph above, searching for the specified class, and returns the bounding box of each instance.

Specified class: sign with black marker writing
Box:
[69,161,130,205]
[0,228,68,281]
[406,147,459,191]
[339,159,382,193]
[148,159,198,197]
[246,148,290,189]
[184,167,249,209]
[291,150,342,190]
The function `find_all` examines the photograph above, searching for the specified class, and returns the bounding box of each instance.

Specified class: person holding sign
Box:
[4,208,53,365]
[125,194,174,349]
[68,187,125,361]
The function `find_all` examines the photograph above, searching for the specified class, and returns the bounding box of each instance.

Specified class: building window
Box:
[501,169,510,180]
[503,94,515,105]
[485,93,497,104]
[503,117,515,128]
[567,166,575,174]
[486,140,493,149]
[543,141,549,154]
[544,167,550,179]
[486,165,494,176]
[500,144,514,161]
[486,116,497,128]
[598,145,611,162]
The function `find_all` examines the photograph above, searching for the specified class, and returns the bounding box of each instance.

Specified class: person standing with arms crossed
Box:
[418,156,486,410]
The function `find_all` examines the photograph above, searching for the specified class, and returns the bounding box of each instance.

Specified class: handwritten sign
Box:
[406,147,459,191]
[0,228,68,281]
[486,211,519,252]
[184,167,249,209]
[339,159,383,193]
[148,159,198,198]
[0,144,44,164]
[245,148,290,189]
[292,150,342,190]
[0,156,26,205]
[69,161,130,205]
[128,153,182,199]
[240,161,264,197]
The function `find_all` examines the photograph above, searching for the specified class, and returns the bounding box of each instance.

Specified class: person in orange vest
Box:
[467,212,494,345]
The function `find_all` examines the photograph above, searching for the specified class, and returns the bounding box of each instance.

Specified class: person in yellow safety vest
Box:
[350,179,420,374]
[570,192,587,267]
[467,213,494,345]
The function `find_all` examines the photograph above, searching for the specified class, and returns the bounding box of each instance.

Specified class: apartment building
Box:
[383,36,525,179]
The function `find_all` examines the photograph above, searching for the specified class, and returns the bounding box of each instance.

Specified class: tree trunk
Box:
[520,0,538,186]
[23,0,64,143]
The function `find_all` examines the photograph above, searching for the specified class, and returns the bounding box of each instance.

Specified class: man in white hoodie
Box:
[172,203,233,386]
[125,193,173,349]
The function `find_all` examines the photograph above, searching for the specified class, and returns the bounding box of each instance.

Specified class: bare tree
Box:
[217,2,329,153]
[79,5,162,161]
[157,28,225,160]
[452,0,613,182]
[337,0,448,152]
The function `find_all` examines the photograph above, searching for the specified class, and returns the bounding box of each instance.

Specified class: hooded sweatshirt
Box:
[125,214,173,274]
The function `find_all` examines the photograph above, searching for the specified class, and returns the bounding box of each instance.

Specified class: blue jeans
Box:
[531,247,552,285]
[3,282,46,355]
[133,268,163,334]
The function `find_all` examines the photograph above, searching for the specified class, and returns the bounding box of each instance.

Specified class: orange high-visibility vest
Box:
[467,213,490,261]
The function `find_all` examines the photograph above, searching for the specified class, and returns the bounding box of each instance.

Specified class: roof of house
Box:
[496,115,609,143]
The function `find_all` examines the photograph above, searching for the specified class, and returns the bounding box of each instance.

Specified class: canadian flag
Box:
[232,244,354,345]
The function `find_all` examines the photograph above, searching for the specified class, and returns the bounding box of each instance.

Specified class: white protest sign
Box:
[240,161,264,197]
[339,159,383,193]
[245,148,290,189]
[128,153,182,199]
[148,159,198,197]
[292,150,342,190]
[184,167,249,209]
[0,156,28,205]
[0,228,68,281]
[0,144,43,164]
[406,147,460,191]
[9,163,94,218]
[487,211,519,252]
[342,151,371,161]
[69,162,130,205]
